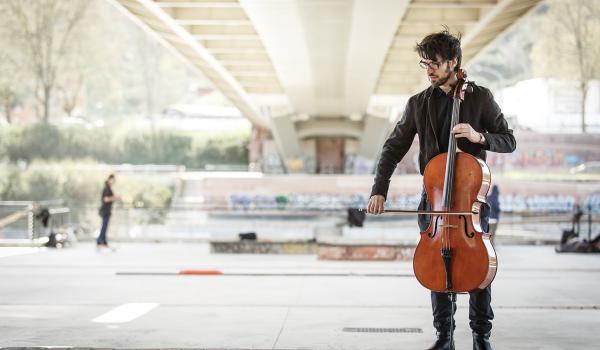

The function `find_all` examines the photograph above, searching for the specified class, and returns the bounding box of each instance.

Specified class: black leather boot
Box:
[472,332,492,350]
[426,332,454,350]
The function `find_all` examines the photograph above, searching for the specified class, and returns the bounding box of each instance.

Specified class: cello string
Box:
[447,96,461,251]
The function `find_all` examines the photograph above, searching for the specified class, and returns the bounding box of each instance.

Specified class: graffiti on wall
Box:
[228,192,600,214]
[486,149,590,169]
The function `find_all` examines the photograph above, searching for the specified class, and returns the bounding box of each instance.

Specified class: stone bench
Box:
[210,239,317,254]
[317,237,416,261]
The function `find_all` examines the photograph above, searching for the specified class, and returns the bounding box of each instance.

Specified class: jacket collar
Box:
[426,87,440,154]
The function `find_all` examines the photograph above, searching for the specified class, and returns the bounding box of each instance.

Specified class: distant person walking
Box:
[487,185,500,246]
[97,174,119,249]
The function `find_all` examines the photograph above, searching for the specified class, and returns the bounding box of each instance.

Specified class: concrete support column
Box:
[248,127,273,172]
[356,114,392,173]
[270,114,303,173]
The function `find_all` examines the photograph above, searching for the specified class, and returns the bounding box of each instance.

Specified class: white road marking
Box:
[0,247,45,258]
[92,303,158,324]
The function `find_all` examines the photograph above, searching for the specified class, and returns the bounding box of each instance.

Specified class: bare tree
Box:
[0,86,19,124]
[133,30,163,119]
[532,0,600,132]
[58,74,84,117]
[4,0,89,123]
[0,51,24,124]
[559,0,599,133]
[0,5,27,124]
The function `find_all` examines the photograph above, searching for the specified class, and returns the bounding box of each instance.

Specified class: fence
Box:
[2,197,598,243]
[0,201,72,242]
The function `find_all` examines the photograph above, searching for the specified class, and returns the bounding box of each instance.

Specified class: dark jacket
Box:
[98,184,114,217]
[371,82,516,199]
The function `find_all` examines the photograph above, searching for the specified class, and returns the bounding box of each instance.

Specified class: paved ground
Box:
[0,243,599,349]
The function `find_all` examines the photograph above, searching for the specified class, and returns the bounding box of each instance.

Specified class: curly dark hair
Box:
[414,26,462,71]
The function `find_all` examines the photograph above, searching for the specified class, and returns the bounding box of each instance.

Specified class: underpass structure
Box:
[111,0,542,173]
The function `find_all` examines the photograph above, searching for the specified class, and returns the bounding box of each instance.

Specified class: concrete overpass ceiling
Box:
[374,0,543,95]
[113,0,542,120]
[112,0,292,129]
[241,0,409,119]
[156,0,284,95]
[297,0,353,116]
[296,119,364,140]
[111,0,542,166]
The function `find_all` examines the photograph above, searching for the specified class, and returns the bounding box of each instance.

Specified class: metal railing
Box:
[0,201,72,243]
[68,205,599,243]
[1,200,597,244]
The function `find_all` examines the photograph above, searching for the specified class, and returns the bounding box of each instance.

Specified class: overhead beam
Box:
[167,7,247,20]
[110,0,270,128]
[155,2,241,9]
[193,34,260,40]
[343,0,410,116]
[213,52,270,61]
[207,48,267,54]
[404,7,480,21]
[462,0,542,64]
[239,0,313,115]
[175,19,252,25]
[296,119,364,139]
[202,39,264,48]
[374,0,542,95]
[408,1,498,9]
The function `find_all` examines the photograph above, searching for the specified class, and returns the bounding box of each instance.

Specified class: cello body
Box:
[413,152,496,293]
[412,69,497,293]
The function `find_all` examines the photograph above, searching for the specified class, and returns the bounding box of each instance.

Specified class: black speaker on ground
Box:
[239,232,257,240]
[347,208,366,227]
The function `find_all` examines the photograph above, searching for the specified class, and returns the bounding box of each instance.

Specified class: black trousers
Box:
[97,214,111,245]
[431,286,494,334]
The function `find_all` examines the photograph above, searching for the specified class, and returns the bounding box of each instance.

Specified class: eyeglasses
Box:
[419,60,444,70]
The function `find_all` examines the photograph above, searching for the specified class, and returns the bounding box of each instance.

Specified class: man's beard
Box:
[430,66,453,87]
[431,74,450,87]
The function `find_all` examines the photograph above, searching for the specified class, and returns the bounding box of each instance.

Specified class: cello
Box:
[366,69,496,348]
[412,68,496,294]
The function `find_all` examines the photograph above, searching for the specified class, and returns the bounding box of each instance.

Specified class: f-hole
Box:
[429,215,441,238]
[459,215,475,238]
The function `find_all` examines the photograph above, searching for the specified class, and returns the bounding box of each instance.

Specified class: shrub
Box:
[0,123,249,168]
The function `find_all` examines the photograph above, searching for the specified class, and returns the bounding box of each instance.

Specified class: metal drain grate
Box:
[343,327,423,333]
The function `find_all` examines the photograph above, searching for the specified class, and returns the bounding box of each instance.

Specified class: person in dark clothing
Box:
[487,185,501,246]
[558,202,584,248]
[571,203,583,235]
[97,174,119,249]
[367,29,516,350]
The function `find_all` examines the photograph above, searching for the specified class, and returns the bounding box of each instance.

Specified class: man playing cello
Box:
[367,29,516,350]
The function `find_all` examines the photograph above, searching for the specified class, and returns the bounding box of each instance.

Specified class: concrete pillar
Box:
[356,114,392,173]
[269,114,303,173]
[316,137,345,174]
[248,127,272,172]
